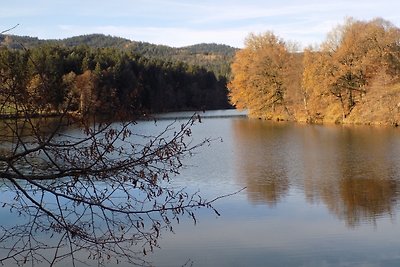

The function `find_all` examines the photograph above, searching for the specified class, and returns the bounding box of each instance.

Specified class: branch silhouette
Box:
[0,34,225,266]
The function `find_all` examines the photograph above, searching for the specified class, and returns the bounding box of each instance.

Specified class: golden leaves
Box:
[228,32,291,116]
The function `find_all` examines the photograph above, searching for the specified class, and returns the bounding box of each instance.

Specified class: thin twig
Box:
[1,24,20,35]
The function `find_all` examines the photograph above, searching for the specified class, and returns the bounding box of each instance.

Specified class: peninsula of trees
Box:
[229,17,400,126]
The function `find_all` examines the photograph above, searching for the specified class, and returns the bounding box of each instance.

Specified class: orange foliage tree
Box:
[228,32,293,119]
[230,18,400,125]
[305,18,400,121]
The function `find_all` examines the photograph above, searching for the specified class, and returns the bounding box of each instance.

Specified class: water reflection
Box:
[232,120,290,206]
[233,120,400,227]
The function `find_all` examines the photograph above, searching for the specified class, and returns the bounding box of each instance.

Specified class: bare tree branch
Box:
[0,24,19,35]
[0,37,229,266]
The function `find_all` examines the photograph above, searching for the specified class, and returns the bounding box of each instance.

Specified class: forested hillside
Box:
[0,34,236,78]
[229,17,400,126]
[0,44,231,118]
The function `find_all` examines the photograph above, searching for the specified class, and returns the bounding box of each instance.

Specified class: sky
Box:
[2,0,400,48]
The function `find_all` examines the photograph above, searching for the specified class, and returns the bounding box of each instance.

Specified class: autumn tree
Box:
[306,18,400,121]
[229,18,400,125]
[301,47,339,123]
[228,32,293,119]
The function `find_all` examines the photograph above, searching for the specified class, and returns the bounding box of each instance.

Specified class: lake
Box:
[147,110,400,267]
[1,109,400,267]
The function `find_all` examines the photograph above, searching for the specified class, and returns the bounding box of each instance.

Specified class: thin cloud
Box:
[3,0,400,48]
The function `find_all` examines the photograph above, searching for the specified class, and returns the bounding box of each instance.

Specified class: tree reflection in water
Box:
[233,119,400,227]
[232,119,290,206]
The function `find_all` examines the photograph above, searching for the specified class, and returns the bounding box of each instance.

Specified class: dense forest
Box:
[0,34,237,78]
[228,17,400,126]
[0,38,233,118]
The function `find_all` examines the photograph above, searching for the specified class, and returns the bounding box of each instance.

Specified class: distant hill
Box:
[59,34,132,48]
[0,33,237,77]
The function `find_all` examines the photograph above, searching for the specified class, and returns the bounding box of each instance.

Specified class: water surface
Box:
[2,110,400,267]
[149,112,400,267]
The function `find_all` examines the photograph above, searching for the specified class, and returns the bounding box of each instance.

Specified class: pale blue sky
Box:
[1,0,400,48]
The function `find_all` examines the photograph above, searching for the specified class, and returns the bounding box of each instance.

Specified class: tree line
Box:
[0,44,231,118]
[229,17,400,126]
[0,33,237,79]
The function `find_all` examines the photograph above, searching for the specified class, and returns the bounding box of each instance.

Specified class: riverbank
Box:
[250,110,400,127]
[247,85,400,127]
[0,110,63,120]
